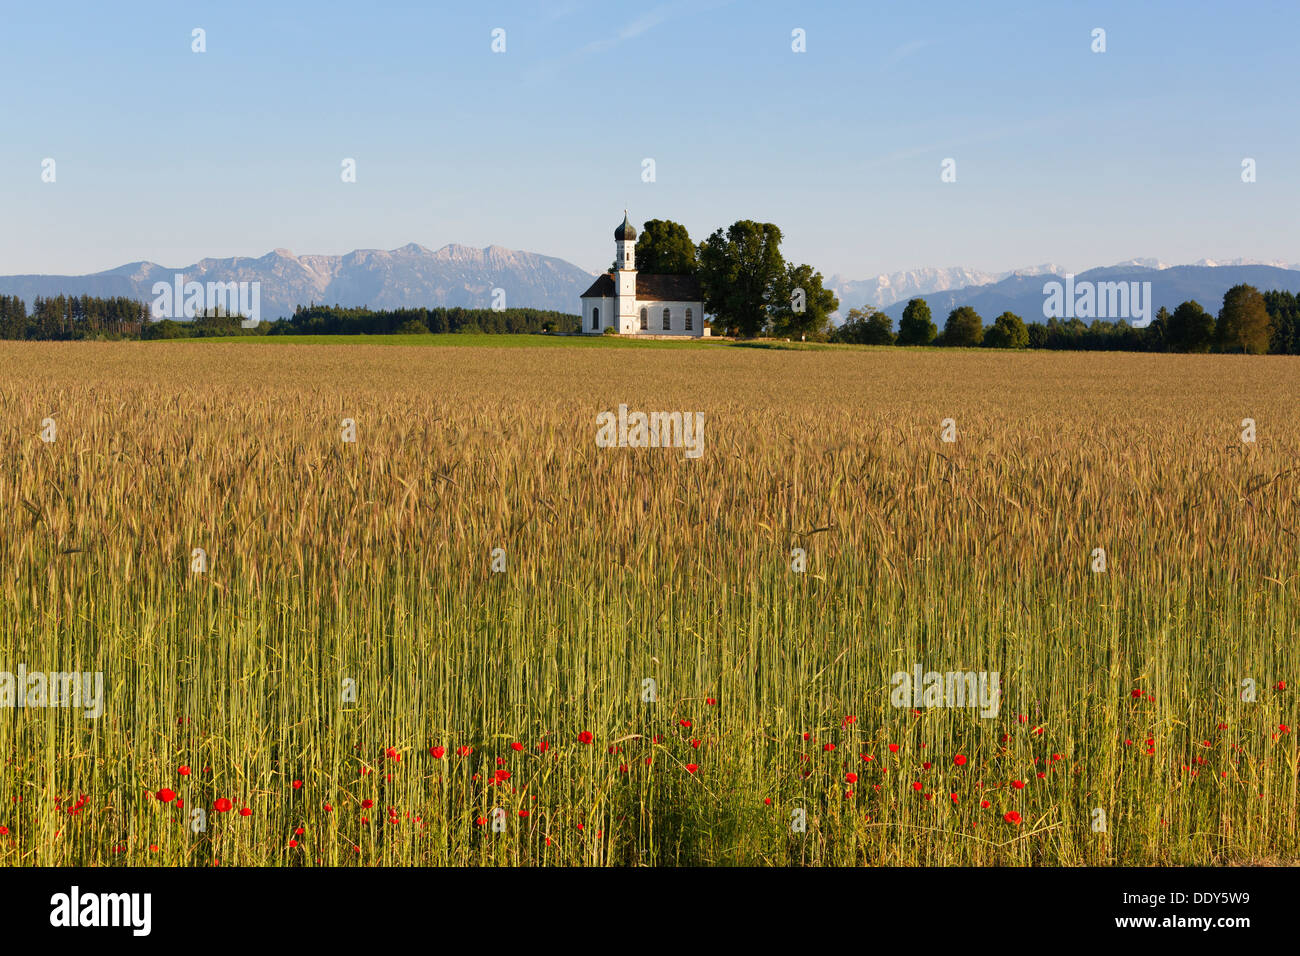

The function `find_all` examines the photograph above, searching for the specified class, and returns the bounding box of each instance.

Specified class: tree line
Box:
[0,298,581,340]
[0,294,152,340]
[829,287,1299,354]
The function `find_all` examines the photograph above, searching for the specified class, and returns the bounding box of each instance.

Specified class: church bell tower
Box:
[614,212,637,333]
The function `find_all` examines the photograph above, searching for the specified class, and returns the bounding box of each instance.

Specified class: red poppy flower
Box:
[510,742,523,752]
[155,788,176,803]
[1012,779,1025,789]
[679,719,692,728]
[845,772,858,783]
[578,732,593,745]
[214,798,232,813]
[685,764,698,774]
[455,745,472,757]
[430,745,446,759]
[912,781,923,791]
[888,743,899,753]
[292,779,303,789]
[178,765,191,776]
[537,741,550,752]
[385,748,400,761]
[980,800,991,809]
[361,799,374,809]
[1004,811,1022,825]
[823,743,836,752]
[239,807,251,817]
[954,755,967,766]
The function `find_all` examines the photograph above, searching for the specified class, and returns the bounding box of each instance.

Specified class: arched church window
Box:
[685,308,693,331]
[662,308,671,330]
[640,308,647,330]
[592,307,599,330]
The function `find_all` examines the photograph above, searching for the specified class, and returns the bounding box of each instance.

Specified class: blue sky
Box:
[2,0,1295,280]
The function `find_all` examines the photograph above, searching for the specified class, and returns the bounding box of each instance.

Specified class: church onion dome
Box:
[614,212,636,241]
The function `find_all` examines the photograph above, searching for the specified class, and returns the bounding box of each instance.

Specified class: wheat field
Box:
[0,340,1296,866]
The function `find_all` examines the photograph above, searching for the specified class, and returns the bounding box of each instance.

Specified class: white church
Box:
[579,213,706,336]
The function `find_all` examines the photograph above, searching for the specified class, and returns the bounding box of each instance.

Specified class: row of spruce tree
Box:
[0,297,580,340]
[830,287,1297,354]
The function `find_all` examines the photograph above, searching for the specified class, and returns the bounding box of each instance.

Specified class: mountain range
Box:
[878,263,1300,325]
[2,247,1299,323]
[0,244,594,317]
[830,258,1300,314]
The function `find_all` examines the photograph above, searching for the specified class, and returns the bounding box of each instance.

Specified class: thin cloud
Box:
[879,38,932,72]
[527,0,733,82]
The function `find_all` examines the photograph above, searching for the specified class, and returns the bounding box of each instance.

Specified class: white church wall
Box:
[582,296,613,333]
[633,300,705,337]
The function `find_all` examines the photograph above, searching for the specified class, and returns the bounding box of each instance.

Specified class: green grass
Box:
[176,332,726,349]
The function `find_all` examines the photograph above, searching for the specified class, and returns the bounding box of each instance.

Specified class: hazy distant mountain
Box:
[829,263,1065,311]
[832,258,1300,312]
[880,264,1300,324]
[0,244,595,317]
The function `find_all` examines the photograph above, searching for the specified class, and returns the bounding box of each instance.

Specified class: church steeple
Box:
[615,211,636,272]
[614,211,637,241]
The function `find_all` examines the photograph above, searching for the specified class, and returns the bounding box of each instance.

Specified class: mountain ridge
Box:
[4,248,1299,323]
[0,244,596,317]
